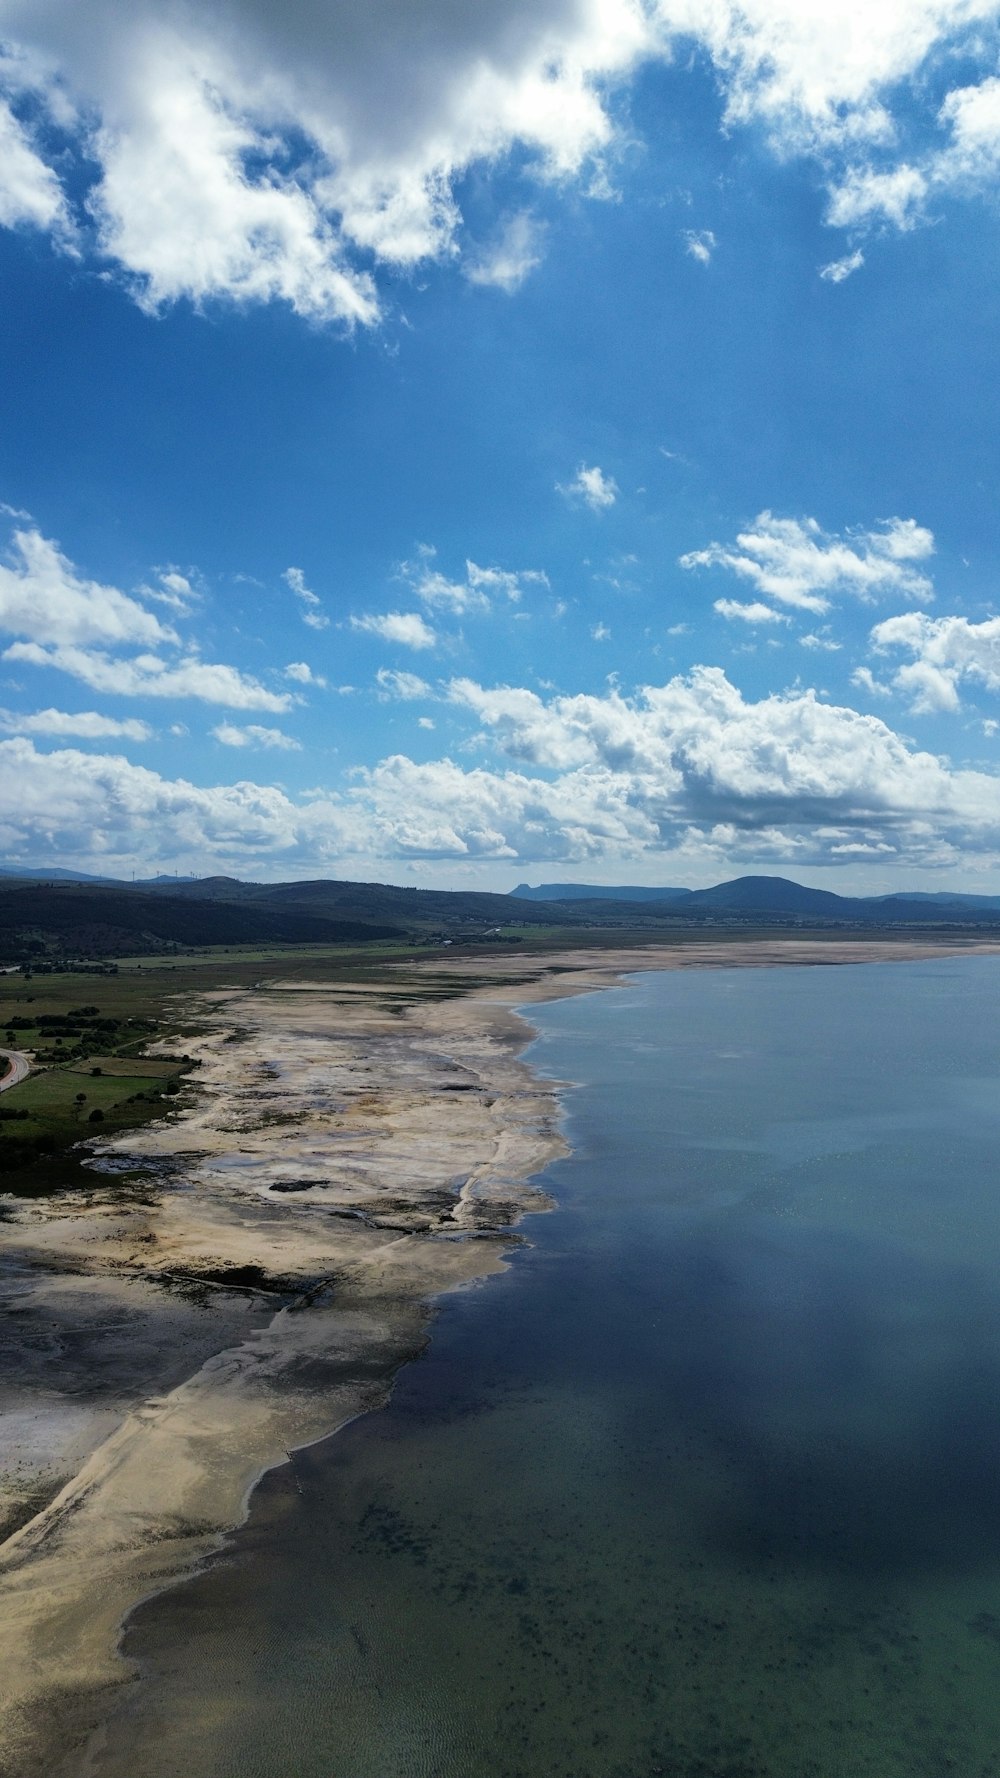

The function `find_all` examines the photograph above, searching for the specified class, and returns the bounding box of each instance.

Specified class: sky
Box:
[2,2,1000,892]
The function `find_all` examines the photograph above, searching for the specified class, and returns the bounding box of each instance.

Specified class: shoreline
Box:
[0,935,997,1775]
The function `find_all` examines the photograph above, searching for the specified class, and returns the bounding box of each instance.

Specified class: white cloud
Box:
[211,722,301,749]
[0,0,649,323]
[799,631,841,651]
[592,621,611,640]
[0,95,73,234]
[851,665,893,699]
[3,1,1000,320]
[400,548,548,613]
[376,667,432,701]
[466,559,549,601]
[349,611,437,650]
[0,735,360,869]
[559,464,618,511]
[6,663,1000,874]
[714,599,790,625]
[142,569,199,611]
[418,716,436,729]
[0,706,152,740]
[285,660,326,686]
[937,74,1000,185]
[826,162,929,231]
[871,611,1000,714]
[682,227,715,263]
[284,565,329,631]
[4,642,292,710]
[682,512,935,615]
[466,210,546,292]
[819,247,864,282]
[823,68,1000,238]
[441,665,1000,865]
[0,524,173,647]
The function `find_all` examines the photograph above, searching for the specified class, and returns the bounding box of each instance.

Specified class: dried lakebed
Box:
[0,939,995,1776]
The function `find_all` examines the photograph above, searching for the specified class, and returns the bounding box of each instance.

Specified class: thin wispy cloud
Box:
[284,566,329,631]
[819,248,864,283]
[682,228,716,264]
[211,722,301,750]
[466,212,546,293]
[714,599,790,625]
[376,668,432,701]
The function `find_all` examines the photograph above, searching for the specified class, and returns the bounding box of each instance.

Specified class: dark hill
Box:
[0,884,405,961]
[683,876,850,915]
[511,881,689,902]
[140,875,569,929]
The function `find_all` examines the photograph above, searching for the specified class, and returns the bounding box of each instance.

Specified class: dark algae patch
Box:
[71,958,1000,1777]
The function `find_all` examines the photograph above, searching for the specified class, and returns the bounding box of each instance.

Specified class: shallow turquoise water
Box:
[96,958,1000,1777]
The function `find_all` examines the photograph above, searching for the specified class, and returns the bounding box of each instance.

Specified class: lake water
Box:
[92,958,1000,1778]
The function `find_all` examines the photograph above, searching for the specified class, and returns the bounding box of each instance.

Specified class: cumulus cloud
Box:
[2,0,1000,323]
[681,512,935,615]
[211,722,301,749]
[6,665,1000,874]
[559,464,618,511]
[937,74,1000,186]
[4,642,292,710]
[0,706,152,740]
[284,566,329,631]
[0,524,173,647]
[0,0,648,323]
[0,735,360,869]
[284,660,326,686]
[0,515,296,713]
[466,210,546,292]
[870,611,1000,713]
[443,665,1000,865]
[823,68,1000,235]
[662,0,997,152]
[349,611,437,650]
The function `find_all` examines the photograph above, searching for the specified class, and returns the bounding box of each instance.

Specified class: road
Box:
[0,1050,30,1093]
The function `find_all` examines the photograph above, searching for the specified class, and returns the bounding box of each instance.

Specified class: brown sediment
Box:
[0,934,996,1775]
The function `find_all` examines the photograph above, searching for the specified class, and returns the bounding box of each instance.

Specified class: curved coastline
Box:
[1,936,998,1776]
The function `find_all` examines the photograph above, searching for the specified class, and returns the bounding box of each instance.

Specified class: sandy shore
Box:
[0,935,996,1775]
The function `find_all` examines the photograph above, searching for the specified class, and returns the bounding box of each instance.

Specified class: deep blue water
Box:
[95,958,1000,1778]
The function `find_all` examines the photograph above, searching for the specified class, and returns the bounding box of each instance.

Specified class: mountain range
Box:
[511,877,1000,914]
[2,870,1000,961]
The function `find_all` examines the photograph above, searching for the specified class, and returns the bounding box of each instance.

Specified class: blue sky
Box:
[2,1,1000,890]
